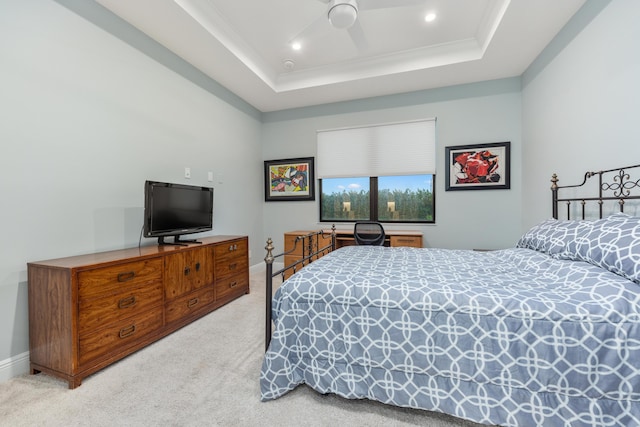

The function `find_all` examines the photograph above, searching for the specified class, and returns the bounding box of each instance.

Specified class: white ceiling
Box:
[95,0,585,112]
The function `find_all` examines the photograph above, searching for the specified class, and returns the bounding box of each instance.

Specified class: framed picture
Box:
[445,141,511,191]
[264,157,315,201]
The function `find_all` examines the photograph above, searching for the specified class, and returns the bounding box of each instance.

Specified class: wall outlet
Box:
[184,167,191,179]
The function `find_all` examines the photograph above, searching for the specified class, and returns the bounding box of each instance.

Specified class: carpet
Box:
[0,265,486,427]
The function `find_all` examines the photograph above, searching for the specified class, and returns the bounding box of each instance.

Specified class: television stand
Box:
[158,236,202,246]
[28,235,249,388]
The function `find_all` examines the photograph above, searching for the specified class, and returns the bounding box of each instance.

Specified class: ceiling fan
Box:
[292,0,426,52]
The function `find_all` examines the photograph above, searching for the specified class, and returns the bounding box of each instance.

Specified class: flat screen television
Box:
[144,180,214,245]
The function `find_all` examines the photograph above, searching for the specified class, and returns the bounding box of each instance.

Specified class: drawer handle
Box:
[184,266,190,276]
[195,262,201,272]
[229,244,237,252]
[228,281,237,289]
[119,325,136,339]
[117,271,135,282]
[187,297,199,308]
[228,263,237,271]
[118,295,136,309]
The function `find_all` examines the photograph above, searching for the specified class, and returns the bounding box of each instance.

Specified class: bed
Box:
[261,164,640,426]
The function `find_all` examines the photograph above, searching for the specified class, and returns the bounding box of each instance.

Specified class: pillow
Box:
[568,213,640,283]
[603,212,636,223]
[517,218,587,257]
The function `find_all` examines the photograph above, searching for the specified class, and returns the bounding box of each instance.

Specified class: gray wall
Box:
[522,0,640,226]
[261,80,523,253]
[0,0,263,375]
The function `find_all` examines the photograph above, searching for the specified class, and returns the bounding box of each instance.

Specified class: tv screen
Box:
[144,180,213,245]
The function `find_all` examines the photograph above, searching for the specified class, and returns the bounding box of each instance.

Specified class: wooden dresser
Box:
[27,235,248,389]
[283,229,422,278]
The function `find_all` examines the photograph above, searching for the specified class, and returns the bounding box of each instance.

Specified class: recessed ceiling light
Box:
[425,13,436,23]
[291,42,301,51]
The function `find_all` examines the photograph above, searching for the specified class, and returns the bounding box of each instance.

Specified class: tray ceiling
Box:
[96,0,586,112]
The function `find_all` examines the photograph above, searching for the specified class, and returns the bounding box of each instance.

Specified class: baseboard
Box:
[0,351,30,384]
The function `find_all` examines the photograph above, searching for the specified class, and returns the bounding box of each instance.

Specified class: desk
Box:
[282,229,423,278]
[331,229,422,248]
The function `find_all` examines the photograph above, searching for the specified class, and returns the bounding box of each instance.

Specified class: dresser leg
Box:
[68,377,82,389]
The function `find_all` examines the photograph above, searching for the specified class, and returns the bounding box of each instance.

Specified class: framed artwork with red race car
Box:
[445,141,511,191]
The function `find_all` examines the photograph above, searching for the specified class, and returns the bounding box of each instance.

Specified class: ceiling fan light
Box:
[328,3,358,29]
[283,59,295,71]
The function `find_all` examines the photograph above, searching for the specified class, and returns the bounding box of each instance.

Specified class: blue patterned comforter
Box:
[260,246,640,426]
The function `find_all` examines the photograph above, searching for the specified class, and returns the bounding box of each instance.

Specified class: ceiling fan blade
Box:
[347,20,369,52]
[359,0,425,11]
[289,14,330,45]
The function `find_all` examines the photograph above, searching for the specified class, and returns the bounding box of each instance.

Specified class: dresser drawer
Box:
[285,232,323,257]
[214,239,247,263]
[78,258,163,299]
[79,308,162,366]
[390,235,422,248]
[214,239,248,280]
[285,233,304,256]
[215,257,248,281]
[78,282,163,335]
[283,254,302,268]
[215,274,249,300]
[282,254,311,279]
[165,287,214,324]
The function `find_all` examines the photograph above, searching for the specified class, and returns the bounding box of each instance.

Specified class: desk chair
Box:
[353,221,386,246]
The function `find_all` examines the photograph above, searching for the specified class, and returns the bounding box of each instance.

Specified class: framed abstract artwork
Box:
[264,157,315,201]
[445,142,511,191]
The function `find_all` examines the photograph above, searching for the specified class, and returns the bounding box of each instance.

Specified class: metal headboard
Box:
[263,226,336,351]
[551,164,640,219]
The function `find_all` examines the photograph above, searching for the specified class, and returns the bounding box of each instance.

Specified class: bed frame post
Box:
[264,238,274,352]
[331,224,336,250]
[551,173,559,219]
[264,226,337,353]
[597,171,604,218]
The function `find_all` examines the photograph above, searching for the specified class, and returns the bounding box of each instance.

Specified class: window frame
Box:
[318,175,436,224]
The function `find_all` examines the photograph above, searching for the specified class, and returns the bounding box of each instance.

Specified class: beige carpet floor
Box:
[0,265,486,427]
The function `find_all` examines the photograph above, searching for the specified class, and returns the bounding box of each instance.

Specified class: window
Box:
[320,177,370,222]
[317,119,436,224]
[319,175,435,223]
[377,175,434,222]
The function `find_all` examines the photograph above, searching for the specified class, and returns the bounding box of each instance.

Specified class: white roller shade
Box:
[317,119,436,179]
